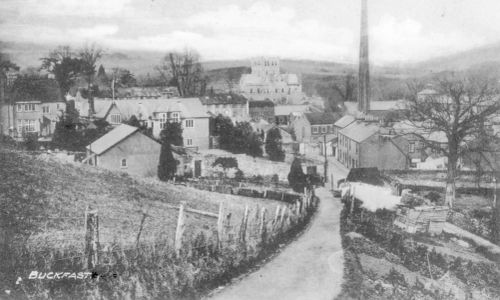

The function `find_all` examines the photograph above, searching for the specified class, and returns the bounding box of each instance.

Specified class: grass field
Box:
[0,149,283,252]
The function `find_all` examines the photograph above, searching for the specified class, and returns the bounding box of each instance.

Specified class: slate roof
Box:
[274,105,310,116]
[339,121,380,142]
[334,115,356,128]
[83,97,210,120]
[199,93,247,105]
[304,112,339,125]
[370,100,408,111]
[86,124,139,155]
[249,100,275,107]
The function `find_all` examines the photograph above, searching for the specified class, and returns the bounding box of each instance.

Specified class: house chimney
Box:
[358,0,370,114]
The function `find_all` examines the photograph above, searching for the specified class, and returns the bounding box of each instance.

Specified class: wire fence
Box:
[14,187,317,274]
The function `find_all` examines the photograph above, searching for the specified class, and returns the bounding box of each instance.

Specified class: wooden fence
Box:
[185,179,303,204]
[69,188,316,269]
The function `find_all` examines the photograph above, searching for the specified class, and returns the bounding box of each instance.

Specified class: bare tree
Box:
[406,74,500,208]
[157,49,207,97]
[79,44,103,115]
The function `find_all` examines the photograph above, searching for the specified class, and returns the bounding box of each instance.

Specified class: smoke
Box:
[350,182,401,212]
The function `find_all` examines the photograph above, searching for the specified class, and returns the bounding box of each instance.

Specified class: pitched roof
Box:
[339,121,380,142]
[304,112,339,125]
[199,93,247,105]
[274,105,310,116]
[86,124,139,155]
[84,97,210,120]
[370,100,408,111]
[334,115,356,128]
[417,89,439,96]
[249,100,275,107]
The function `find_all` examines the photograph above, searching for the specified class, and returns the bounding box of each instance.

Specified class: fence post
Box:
[224,212,233,243]
[136,212,148,249]
[217,202,225,249]
[239,205,249,247]
[350,185,356,215]
[279,206,287,230]
[175,202,186,256]
[281,192,285,202]
[259,207,267,243]
[84,206,99,270]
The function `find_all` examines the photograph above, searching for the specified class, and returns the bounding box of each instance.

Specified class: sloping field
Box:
[0,149,282,251]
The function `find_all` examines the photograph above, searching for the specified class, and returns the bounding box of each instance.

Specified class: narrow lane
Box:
[206,187,344,300]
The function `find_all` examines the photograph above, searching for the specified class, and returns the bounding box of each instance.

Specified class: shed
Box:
[85,124,161,177]
[394,205,449,234]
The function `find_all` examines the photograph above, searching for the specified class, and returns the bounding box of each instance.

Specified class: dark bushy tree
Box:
[160,122,183,146]
[158,122,182,181]
[213,114,234,150]
[41,46,83,96]
[52,114,80,151]
[265,127,285,161]
[158,142,177,181]
[288,158,307,193]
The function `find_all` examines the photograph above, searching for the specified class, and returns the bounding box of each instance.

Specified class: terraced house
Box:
[337,120,426,170]
[0,75,66,140]
[75,94,210,150]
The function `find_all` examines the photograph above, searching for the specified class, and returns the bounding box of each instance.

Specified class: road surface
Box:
[206,187,345,300]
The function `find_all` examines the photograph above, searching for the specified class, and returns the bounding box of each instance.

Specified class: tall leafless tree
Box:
[157,49,207,97]
[406,74,500,208]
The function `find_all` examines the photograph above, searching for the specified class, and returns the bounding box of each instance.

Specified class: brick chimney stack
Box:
[357,0,370,114]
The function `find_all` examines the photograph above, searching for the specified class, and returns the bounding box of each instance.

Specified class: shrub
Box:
[288,158,306,193]
[212,157,238,170]
[234,169,244,181]
[265,128,285,162]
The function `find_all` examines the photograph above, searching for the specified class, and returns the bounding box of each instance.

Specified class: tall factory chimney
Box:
[358,0,370,114]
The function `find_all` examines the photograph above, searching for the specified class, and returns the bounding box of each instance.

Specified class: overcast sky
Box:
[1,0,499,64]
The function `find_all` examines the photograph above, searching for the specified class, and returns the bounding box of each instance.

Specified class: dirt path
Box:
[206,187,344,300]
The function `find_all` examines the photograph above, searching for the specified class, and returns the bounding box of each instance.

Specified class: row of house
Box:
[0,74,66,140]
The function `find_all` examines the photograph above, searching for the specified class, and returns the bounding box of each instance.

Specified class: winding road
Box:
[206,186,345,300]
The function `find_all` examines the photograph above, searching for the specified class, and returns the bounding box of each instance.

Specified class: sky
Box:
[1,0,499,64]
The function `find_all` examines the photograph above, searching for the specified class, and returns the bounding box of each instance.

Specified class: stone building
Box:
[248,100,275,124]
[239,57,304,104]
[200,93,249,122]
[85,124,161,177]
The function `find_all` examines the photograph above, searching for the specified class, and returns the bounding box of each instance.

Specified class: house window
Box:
[121,158,127,168]
[185,119,194,128]
[355,143,358,154]
[312,126,319,134]
[186,138,193,146]
[17,104,22,112]
[250,89,253,93]
[321,126,327,133]
[159,113,167,129]
[42,106,50,113]
[56,104,60,109]
[17,119,36,133]
[171,112,180,123]
[409,142,415,153]
[110,114,121,124]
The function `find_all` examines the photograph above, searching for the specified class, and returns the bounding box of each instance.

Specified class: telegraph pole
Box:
[324,134,328,184]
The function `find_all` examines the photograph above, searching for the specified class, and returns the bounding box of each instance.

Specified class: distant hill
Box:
[5,40,500,80]
[410,42,500,74]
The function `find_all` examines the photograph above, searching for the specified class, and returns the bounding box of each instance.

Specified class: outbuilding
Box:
[85,124,161,177]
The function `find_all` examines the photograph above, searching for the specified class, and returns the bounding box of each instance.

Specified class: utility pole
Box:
[324,134,328,184]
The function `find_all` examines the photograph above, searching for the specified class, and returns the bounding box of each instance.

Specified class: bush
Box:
[288,158,306,193]
[212,157,238,170]
[24,132,38,151]
[234,169,244,181]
